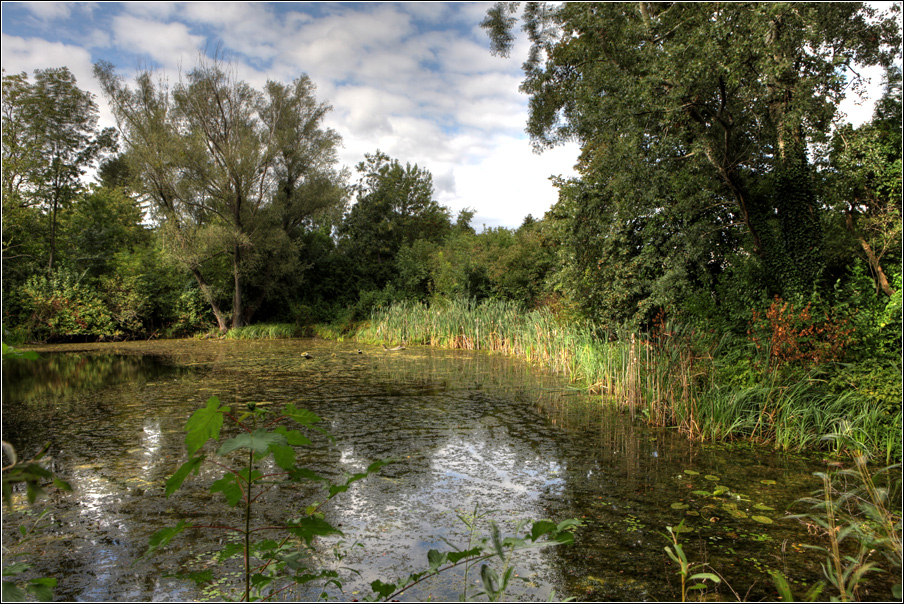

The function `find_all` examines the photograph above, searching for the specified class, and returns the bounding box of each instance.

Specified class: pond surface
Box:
[1,339,895,601]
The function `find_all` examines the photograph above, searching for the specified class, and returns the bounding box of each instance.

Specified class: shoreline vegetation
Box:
[353,299,902,463]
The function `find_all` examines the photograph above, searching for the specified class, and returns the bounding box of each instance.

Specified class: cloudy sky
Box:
[0,2,891,228]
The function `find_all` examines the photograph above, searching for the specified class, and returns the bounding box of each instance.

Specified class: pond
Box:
[1,339,894,601]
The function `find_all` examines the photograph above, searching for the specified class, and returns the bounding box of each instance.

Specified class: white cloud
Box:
[20,1,72,21]
[110,15,205,70]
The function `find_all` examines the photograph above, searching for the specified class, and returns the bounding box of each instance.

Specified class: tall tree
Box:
[95,60,346,330]
[483,2,901,302]
[1,68,115,271]
[338,151,452,292]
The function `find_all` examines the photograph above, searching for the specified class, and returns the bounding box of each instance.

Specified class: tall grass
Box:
[223,323,299,340]
[356,298,900,459]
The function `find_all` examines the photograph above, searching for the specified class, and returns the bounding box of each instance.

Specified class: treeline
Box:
[0,62,556,342]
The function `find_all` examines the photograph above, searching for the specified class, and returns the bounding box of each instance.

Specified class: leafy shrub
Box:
[18,269,116,341]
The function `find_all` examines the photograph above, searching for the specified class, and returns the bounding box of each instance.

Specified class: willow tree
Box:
[95,60,346,330]
[484,2,901,304]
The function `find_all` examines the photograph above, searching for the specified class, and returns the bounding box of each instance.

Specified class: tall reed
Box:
[356,299,899,459]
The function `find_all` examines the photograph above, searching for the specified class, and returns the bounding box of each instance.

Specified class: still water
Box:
[1,339,890,601]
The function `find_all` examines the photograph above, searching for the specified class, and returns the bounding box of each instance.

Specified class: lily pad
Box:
[760,479,777,485]
[704,474,720,482]
[691,490,711,497]
[753,503,775,511]
[671,502,689,510]
[672,524,694,533]
[685,510,700,517]
[721,502,738,510]
[683,470,700,476]
[730,510,748,519]
[751,515,773,524]
[712,487,730,496]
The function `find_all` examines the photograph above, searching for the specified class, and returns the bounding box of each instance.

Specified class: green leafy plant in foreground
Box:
[662,520,721,602]
[773,425,902,602]
[151,396,580,602]
[145,396,386,602]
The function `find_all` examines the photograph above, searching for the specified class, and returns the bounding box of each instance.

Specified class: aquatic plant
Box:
[779,426,902,602]
[662,520,721,602]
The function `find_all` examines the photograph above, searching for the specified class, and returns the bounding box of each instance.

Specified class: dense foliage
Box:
[1,3,900,454]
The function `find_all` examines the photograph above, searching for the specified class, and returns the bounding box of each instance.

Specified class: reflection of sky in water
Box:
[1,339,863,602]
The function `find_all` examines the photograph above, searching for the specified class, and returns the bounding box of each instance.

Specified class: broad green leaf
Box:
[370,579,397,599]
[289,468,329,483]
[218,429,287,456]
[286,516,342,544]
[26,577,56,602]
[218,542,245,562]
[2,563,30,576]
[273,426,311,446]
[328,484,350,498]
[427,549,446,570]
[184,397,228,456]
[269,443,296,470]
[283,404,321,426]
[165,456,203,497]
[530,520,557,541]
[140,520,191,562]
[210,474,244,507]
[2,581,27,602]
[447,547,482,564]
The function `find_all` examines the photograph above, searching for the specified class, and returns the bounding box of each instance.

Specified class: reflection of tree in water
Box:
[2,353,182,402]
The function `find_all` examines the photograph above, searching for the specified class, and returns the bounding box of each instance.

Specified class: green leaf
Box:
[2,581,27,602]
[165,456,204,497]
[283,404,321,426]
[272,426,311,446]
[184,397,228,456]
[480,564,499,596]
[286,516,342,544]
[447,547,482,564]
[2,563,30,577]
[688,572,721,583]
[370,579,397,599]
[530,520,558,541]
[269,443,296,470]
[26,578,56,602]
[427,549,446,570]
[139,520,191,562]
[217,429,287,456]
[210,474,244,507]
[328,484,349,498]
[288,467,329,483]
[217,542,245,562]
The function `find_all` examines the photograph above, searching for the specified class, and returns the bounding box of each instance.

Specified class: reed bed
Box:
[223,323,299,340]
[357,299,899,459]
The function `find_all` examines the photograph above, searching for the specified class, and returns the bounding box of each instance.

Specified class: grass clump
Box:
[223,323,299,340]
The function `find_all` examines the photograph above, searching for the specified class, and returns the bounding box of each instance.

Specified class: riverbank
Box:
[347,298,901,463]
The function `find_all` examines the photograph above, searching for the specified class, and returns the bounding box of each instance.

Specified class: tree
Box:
[337,151,452,293]
[821,66,901,297]
[483,2,901,304]
[2,68,115,271]
[95,60,347,331]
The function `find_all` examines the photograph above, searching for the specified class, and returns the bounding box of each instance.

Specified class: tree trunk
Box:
[190,267,229,333]
[232,242,244,329]
[845,209,895,296]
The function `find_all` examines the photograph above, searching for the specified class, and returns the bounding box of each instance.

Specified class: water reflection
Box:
[2,339,894,601]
